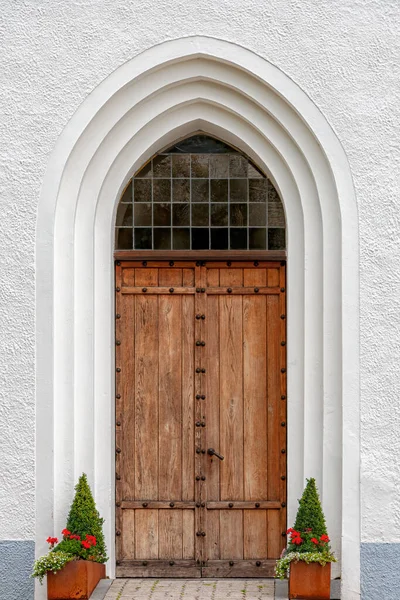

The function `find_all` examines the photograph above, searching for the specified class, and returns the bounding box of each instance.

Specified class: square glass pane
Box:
[134,203,152,226]
[211,204,228,226]
[153,155,171,177]
[120,182,132,202]
[154,228,171,250]
[192,204,209,226]
[172,179,190,203]
[249,204,266,227]
[191,155,209,178]
[249,179,267,203]
[209,154,229,178]
[192,228,209,250]
[134,179,151,202]
[191,179,209,203]
[268,228,286,250]
[230,204,247,226]
[173,204,190,226]
[115,228,133,250]
[153,203,171,226]
[173,228,190,250]
[210,179,228,203]
[249,228,266,250]
[268,180,280,202]
[153,179,171,203]
[230,228,247,249]
[230,179,247,202]
[116,203,133,226]
[134,228,152,249]
[136,161,152,178]
[211,228,228,249]
[268,201,285,227]
[229,155,248,177]
[172,155,190,177]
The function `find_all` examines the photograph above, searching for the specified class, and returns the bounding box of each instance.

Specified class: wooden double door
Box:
[115,260,287,577]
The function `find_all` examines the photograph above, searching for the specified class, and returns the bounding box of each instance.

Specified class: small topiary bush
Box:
[275,477,336,579]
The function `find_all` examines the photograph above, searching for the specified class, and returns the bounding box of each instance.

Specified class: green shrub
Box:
[291,478,327,544]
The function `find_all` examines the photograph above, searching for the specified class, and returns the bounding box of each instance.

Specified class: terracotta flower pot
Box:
[289,560,331,599]
[47,559,106,600]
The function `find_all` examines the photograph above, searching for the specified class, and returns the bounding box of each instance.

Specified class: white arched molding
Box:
[36,37,360,599]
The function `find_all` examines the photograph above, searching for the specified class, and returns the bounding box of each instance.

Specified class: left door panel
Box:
[115,262,201,577]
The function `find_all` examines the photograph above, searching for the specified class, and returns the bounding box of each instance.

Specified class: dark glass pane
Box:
[153,203,171,226]
[191,155,209,178]
[209,155,229,178]
[116,203,133,226]
[135,161,152,178]
[115,228,133,250]
[134,203,152,226]
[210,179,228,203]
[230,228,247,250]
[153,179,171,203]
[173,204,190,226]
[172,179,190,203]
[192,228,209,250]
[192,204,209,226]
[268,228,286,250]
[134,228,152,249]
[249,228,266,250]
[173,228,190,250]
[134,179,151,202]
[268,180,280,202]
[153,155,171,177]
[230,179,247,202]
[230,204,247,226]
[211,228,228,250]
[191,179,209,203]
[166,135,237,154]
[248,163,264,178]
[120,181,132,202]
[268,201,285,227]
[229,155,248,177]
[211,204,228,226]
[249,204,266,227]
[154,228,171,250]
[249,179,267,203]
[172,155,190,177]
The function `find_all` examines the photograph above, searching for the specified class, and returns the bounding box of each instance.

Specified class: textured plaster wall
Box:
[0,0,399,554]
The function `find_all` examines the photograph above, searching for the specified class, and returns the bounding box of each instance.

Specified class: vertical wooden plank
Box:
[267,293,282,558]
[243,510,267,559]
[159,511,183,559]
[219,511,243,559]
[183,268,195,287]
[182,510,195,559]
[159,268,183,286]
[182,295,195,502]
[159,295,182,500]
[220,294,244,501]
[121,510,136,559]
[205,267,220,559]
[279,264,287,553]
[267,267,280,287]
[243,294,268,500]
[135,295,159,500]
[135,509,159,559]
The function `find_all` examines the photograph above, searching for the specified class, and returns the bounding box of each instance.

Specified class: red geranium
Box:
[81,540,91,550]
[70,534,81,541]
[311,537,319,545]
[46,537,58,546]
[85,535,97,546]
[320,534,330,543]
[61,529,71,537]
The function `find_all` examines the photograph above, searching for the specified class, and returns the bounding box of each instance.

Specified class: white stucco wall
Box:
[0,0,399,559]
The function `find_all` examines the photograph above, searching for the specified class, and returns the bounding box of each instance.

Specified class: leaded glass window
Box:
[115,135,286,251]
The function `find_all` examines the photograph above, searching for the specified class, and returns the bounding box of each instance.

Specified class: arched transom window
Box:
[115,134,286,251]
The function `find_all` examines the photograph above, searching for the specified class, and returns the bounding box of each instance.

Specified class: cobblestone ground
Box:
[105,579,276,600]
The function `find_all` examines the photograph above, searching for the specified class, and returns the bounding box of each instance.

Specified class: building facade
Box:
[0,2,399,599]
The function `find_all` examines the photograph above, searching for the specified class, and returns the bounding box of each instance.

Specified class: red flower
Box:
[320,534,330,543]
[292,536,303,545]
[81,540,91,549]
[46,537,58,546]
[311,537,319,545]
[61,529,71,537]
[286,528,295,534]
[70,534,81,541]
[85,535,97,546]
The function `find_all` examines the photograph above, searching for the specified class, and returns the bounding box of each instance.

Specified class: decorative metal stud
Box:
[281,368,286,373]
[281,475,286,481]
[201,532,206,537]
[201,288,205,293]
[116,501,121,507]
[116,530,121,536]
[281,449,286,454]
[280,314,286,319]
[142,502,148,507]
[169,288,174,293]
[116,394,121,399]
[256,561,261,567]
[169,561,175,566]
[229,503,233,508]
[196,476,201,481]
[201,368,206,373]
[116,261,121,266]
[170,502,175,507]
[196,368,201,373]
[255,503,260,508]
[196,531,202,536]
[116,447,121,453]
[196,448,201,454]
[201,421,206,427]
[169,261,174,266]
[201,314,205,320]
[201,395,205,400]
[227,288,232,293]
[116,314,121,319]
[196,422,201,427]
[227,261,232,266]
[196,341,201,346]
[116,421,121,426]
[254,288,259,293]
[281,287,285,292]
[281,261,285,266]
[142,261,147,266]
[116,340,121,346]
[201,502,205,507]
[116,287,120,292]
[196,314,202,320]
[196,395,201,400]
[196,502,201,507]
[201,261,206,266]
[142,287,147,292]
[281,341,286,346]
[254,261,259,266]
[201,341,205,346]
[196,288,201,293]
[116,474,121,480]
[196,261,201,267]
[281,421,286,427]
[201,449,206,454]
[143,561,148,566]
[281,502,286,507]
[116,367,121,372]
[229,561,234,566]
[282,531,287,537]
[201,476,206,481]
[116,560,121,565]
[281,395,286,400]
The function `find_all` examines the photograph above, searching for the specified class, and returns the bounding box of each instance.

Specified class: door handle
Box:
[207,448,224,461]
